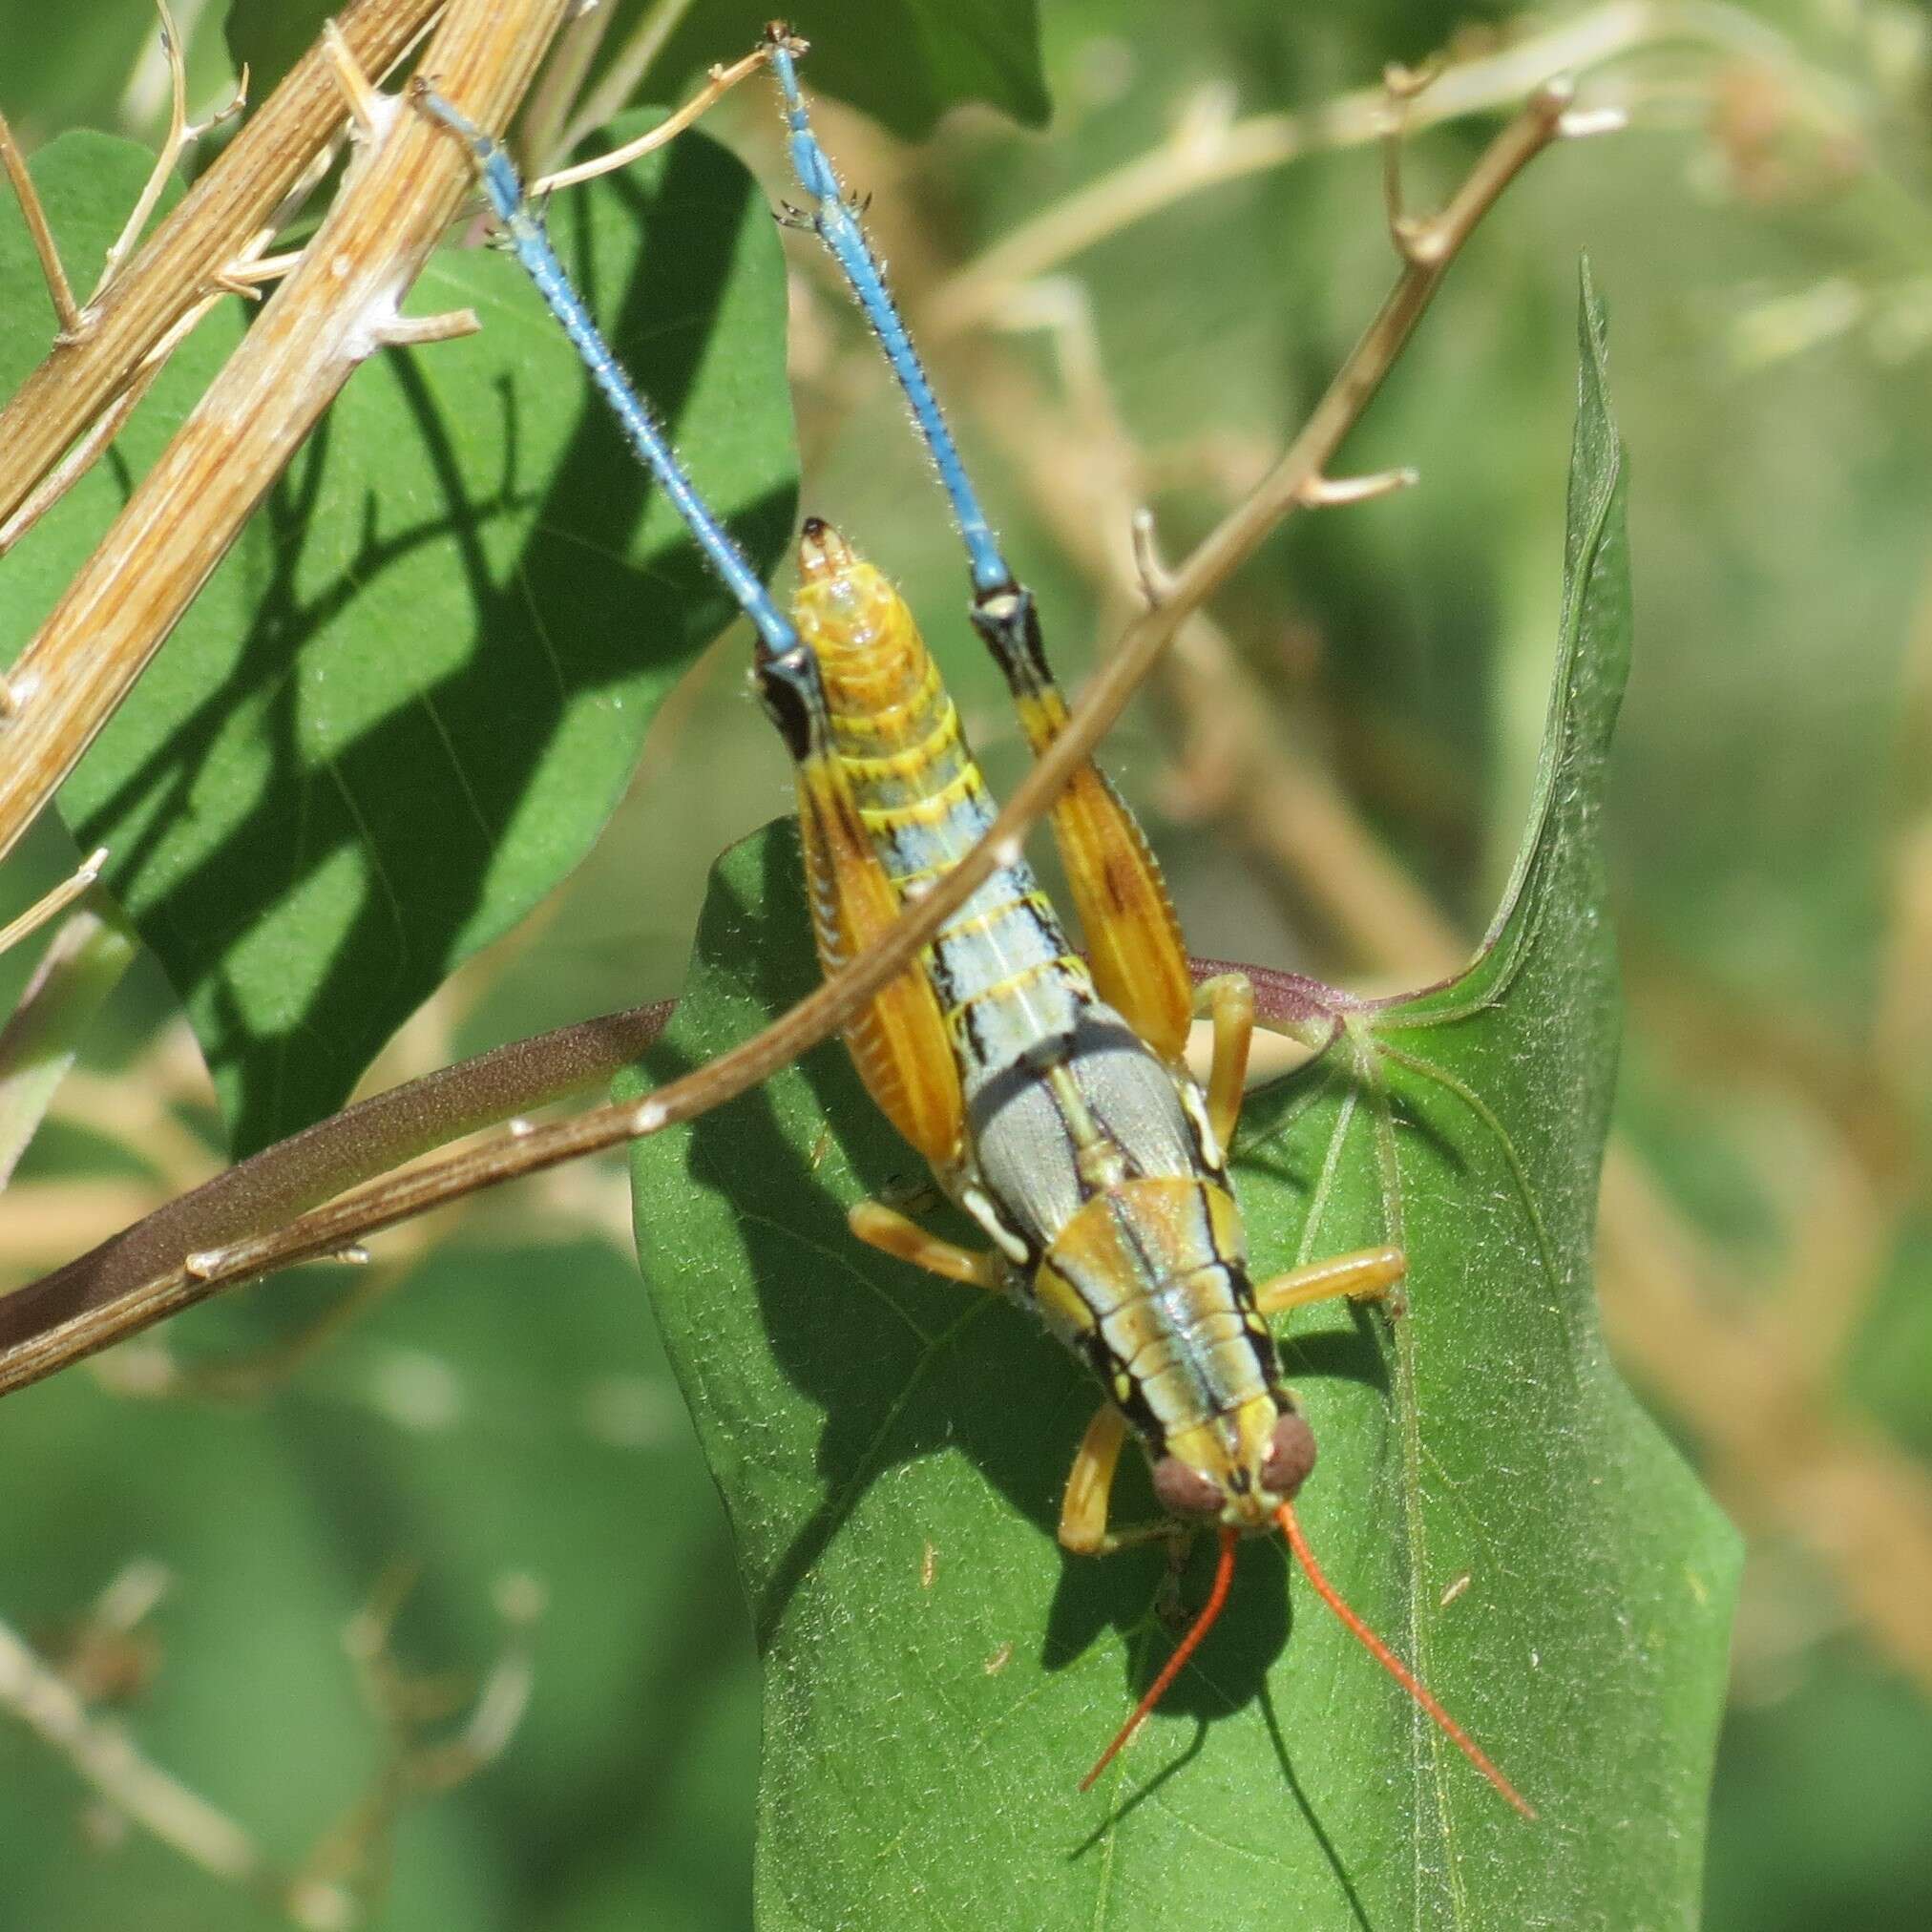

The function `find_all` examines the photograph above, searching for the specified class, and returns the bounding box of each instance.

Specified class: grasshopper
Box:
[416,23,1531,1816]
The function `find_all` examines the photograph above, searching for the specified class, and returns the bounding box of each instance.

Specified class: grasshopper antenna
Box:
[1276,1502,1536,1819]
[1080,1527,1238,1793]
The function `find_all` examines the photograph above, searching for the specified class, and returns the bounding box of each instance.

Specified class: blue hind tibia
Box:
[410,80,798,662]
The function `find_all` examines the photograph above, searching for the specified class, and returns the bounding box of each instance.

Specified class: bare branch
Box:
[323,17,388,138]
[1299,467,1418,507]
[210,247,306,295]
[1128,507,1175,608]
[0,0,447,537]
[1379,54,1444,262]
[369,308,482,346]
[0,0,579,871]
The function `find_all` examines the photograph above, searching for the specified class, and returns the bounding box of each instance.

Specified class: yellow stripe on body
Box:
[792,750,963,1167]
[1036,1177,1270,1452]
[939,953,1090,1028]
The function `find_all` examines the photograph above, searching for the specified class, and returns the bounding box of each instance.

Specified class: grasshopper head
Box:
[1152,1400,1316,1535]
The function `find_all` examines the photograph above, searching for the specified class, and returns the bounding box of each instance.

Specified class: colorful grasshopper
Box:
[416,25,1531,1816]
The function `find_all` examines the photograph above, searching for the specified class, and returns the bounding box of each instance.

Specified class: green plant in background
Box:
[0,2,1926,1928]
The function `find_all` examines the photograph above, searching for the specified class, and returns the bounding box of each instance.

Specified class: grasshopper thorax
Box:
[792,518,940,736]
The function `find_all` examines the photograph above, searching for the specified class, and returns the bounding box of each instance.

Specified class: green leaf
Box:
[626,1,1050,138]
[0,119,796,1153]
[222,0,328,105]
[230,1,1050,143]
[0,1232,755,1930]
[626,266,1738,1923]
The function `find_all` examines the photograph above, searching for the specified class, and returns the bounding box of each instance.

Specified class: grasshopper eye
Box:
[1261,1413,1317,1501]
[1151,1456,1224,1520]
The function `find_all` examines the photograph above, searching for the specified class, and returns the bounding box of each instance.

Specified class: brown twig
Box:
[0,0,445,537]
[0,111,81,336]
[533,41,774,196]
[0,0,576,871]
[0,82,1574,1398]
[0,1002,671,1353]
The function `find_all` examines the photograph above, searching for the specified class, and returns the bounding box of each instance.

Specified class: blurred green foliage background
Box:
[2,0,1930,1924]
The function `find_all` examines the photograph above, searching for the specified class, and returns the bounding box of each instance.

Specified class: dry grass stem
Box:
[0,849,106,957]
[534,41,775,196]
[0,0,446,537]
[0,0,577,871]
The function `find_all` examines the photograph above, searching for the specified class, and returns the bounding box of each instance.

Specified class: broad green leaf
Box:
[0,119,796,1153]
[226,2,1049,142]
[627,266,1738,1924]
[613,1,1049,138]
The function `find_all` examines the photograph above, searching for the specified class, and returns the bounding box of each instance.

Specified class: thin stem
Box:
[0,81,1570,1399]
[533,41,771,195]
[0,848,108,956]
[90,0,194,306]
[0,0,445,537]
[0,111,81,336]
